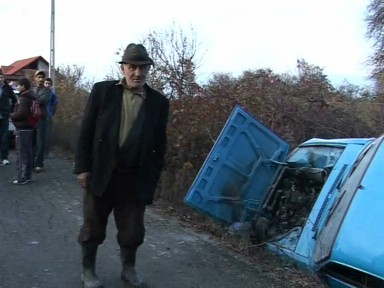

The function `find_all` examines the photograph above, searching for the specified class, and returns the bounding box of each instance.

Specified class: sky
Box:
[1,0,374,87]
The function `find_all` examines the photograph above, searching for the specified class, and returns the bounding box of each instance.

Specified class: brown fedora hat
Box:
[119,43,154,65]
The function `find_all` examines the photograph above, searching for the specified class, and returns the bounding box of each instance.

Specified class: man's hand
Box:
[77,172,91,190]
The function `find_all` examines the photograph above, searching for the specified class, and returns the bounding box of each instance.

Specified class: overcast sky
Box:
[1,0,373,87]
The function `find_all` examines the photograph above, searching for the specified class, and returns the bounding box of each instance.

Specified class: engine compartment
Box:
[251,146,343,244]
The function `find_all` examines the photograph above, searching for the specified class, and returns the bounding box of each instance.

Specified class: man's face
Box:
[35,74,45,86]
[121,64,150,89]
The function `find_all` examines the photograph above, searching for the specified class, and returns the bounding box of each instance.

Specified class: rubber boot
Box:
[81,244,103,288]
[120,248,147,287]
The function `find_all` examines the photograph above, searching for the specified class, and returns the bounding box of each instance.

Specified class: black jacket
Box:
[10,90,36,130]
[73,81,169,205]
[0,82,17,117]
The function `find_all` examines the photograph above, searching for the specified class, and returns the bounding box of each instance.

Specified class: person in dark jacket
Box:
[32,70,51,172]
[43,77,58,157]
[74,43,169,288]
[0,70,17,165]
[10,78,36,185]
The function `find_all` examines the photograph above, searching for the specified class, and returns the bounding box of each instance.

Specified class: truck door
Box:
[184,105,290,224]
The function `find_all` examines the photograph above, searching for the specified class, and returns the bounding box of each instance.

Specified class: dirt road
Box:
[0,150,293,288]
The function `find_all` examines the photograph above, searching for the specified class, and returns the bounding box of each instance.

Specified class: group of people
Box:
[0,69,58,184]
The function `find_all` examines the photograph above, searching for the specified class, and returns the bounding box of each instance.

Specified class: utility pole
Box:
[49,0,55,91]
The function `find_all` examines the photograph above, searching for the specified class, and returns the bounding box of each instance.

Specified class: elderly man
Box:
[74,43,169,288]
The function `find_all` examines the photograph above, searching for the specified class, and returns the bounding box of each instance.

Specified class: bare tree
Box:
[366,0,384,88]
[141,23,203,99]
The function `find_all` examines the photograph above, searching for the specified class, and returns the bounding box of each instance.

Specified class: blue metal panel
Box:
[331,137,384,280]
[184,105,290,224]
[293,143,370,261]
[300,138,374,147]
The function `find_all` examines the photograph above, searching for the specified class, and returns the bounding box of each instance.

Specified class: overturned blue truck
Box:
[185,105,384,288]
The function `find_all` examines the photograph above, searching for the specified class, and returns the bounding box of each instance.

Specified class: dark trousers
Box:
[15,130,34,180]
[0,116,10,160]
[45,116,53,156]
[34,115,48,167]
[78,172,146,250]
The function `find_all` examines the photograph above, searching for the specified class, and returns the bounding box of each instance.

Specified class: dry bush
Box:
[161,63,384,205]
[50,65,90,152]
[53,62,384,207]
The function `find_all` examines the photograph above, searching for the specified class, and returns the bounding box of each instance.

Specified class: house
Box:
[1,56,49,86]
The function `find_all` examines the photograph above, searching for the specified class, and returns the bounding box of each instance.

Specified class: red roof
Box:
[1,56,49,75]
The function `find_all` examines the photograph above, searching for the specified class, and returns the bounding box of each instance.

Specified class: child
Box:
[10,78,36,184]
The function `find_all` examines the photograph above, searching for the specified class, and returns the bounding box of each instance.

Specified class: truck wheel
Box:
[251,216,270,244]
